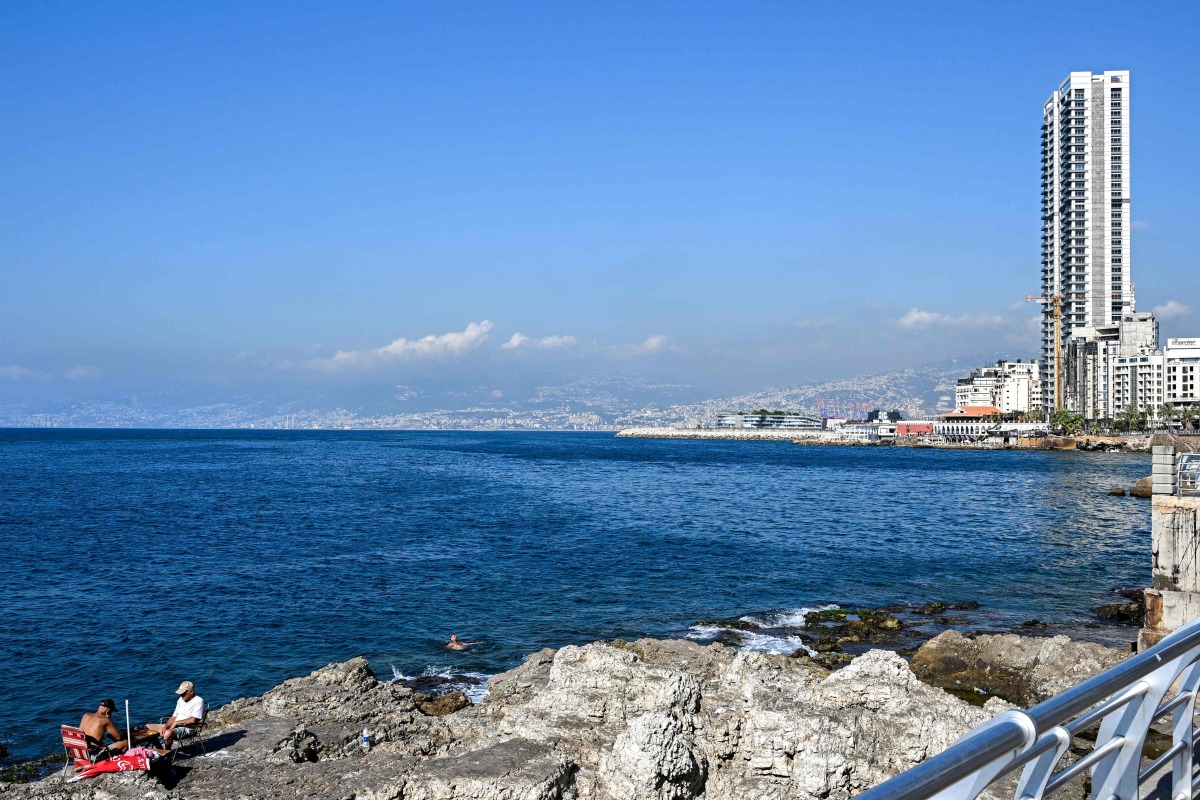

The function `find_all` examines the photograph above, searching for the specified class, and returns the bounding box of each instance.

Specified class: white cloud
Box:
[500,333,579,350]
[1131,220,1149,231]
[64,366,103,381]
[895,309,1005,330]
[0,365,45,380]
[536,335,579,349]
[310,321,493,370]
[620,334,678,356]
[1153,300,1191,320]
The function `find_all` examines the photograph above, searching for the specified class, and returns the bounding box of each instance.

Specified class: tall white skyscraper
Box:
[1040,70,1132,414]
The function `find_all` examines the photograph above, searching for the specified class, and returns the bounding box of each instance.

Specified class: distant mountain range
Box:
[0,355,1010,429]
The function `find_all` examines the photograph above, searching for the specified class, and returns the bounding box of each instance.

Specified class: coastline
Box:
[2,610,1138,798]
[615,427,1152,451]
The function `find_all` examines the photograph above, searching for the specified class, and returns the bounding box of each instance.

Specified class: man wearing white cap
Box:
[147,681,206,749]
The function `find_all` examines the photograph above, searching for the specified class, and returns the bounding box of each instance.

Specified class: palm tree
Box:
[1182,404,1198,432]
[1158,403,1177,432]
[1116,405,1142,434]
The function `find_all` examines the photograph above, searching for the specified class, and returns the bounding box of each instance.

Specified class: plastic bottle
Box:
[361,728,371,753]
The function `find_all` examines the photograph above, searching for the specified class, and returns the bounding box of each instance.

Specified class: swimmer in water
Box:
[446,634,482,651]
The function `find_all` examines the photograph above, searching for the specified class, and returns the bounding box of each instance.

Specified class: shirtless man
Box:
[147,681,205,749]
[79,699,128,756]
[446,634,482,651]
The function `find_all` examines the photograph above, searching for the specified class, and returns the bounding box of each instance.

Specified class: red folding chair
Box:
[60,725,111,770]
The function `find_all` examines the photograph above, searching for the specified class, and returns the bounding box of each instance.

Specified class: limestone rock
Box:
[403,738,576,800]
[1093,603,1142,625]
[910,630,1128,707]
[6,637,1068,800]
[415,691,473,718]
[447,639,989,800]
[1131,476,1154,498]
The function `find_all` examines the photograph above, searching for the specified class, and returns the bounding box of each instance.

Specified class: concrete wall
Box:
[1140,435,1200,649]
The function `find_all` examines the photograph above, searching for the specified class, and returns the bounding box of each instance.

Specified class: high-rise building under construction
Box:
[1040,70,1132,415]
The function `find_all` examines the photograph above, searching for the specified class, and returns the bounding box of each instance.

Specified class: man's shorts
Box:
[174,726,194,739]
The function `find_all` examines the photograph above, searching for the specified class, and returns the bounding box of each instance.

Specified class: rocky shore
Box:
[2,627,1132,800]
[615,427,1152,452]
[616,427,825,442]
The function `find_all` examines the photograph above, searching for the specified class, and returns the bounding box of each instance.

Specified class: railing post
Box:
[1088,680,1159,800]
[1169,662,1200,800]
[1015,728,1071,800]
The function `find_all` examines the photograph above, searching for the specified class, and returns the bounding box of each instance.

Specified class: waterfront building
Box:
[895,421,934,439]
[1109,351,1164,416]
[1065,312,1160,419]
[934,405,1003,441]
[715,412,822,430]
[839,422,896,442]
[1041,70,1132,415]
[1165,338,1200,407]
[955,360,1042,415]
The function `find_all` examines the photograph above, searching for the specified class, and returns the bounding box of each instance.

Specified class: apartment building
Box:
[1041,70,1132,414]
[1065,311,1158,419]
[955,360,1042,414]
[1166,338,1200,406]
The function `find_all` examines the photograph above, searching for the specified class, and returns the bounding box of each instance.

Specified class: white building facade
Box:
[1065,311,1159,419]
[715,412,822,430]
[955,360,1042,415]
[1166,338,1200,407]
[1109,352,1164,416]
[1041,70,1132,415]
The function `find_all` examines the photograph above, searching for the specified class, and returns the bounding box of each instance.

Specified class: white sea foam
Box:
[684,604,839,657]
[744,606,840,633]
[390,664,491,704]
[739,630,815,656]
[684,625,724,640]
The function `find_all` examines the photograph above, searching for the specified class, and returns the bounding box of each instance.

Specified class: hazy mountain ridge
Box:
[0,356,1002,429]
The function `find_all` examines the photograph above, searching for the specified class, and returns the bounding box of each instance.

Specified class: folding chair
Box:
[162,711,208,758]
[60,725,111,770]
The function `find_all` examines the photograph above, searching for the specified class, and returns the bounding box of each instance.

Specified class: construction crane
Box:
[1026,293,1083,412]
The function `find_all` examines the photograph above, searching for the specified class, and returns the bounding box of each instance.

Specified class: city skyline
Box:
[2,2,1198,422]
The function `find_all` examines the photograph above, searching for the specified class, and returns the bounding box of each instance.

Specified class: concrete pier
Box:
[1139,434,1200,650]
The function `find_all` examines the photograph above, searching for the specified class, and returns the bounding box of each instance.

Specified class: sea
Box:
[0,429,1151,760]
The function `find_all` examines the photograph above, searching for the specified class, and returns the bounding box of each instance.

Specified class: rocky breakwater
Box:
[4,634,1130,800]
[616,427,824,442]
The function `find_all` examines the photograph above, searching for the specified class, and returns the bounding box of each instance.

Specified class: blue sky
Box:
[2,1,1198,405]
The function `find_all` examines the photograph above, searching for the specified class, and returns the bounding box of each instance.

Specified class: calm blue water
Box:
[0,430,1150,759]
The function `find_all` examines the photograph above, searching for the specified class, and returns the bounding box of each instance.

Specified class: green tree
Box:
[1181,404,1198,431]
[1050,408,1084,435]
[1117,404,1145,433]
[1158,403,1177,431]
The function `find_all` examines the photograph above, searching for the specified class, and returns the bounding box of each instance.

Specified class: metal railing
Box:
[858,618,1200,800]
[1181,454,1200,496]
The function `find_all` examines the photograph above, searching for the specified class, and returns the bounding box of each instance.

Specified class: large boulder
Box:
[1130,476,1153,498]
[910,631,1128,707]
[446,638,997,800]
